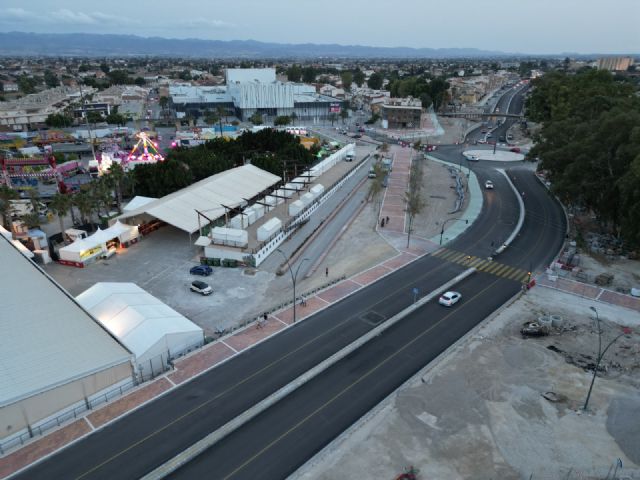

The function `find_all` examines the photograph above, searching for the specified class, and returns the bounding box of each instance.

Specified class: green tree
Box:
[48,192,72,235]
[86,111,103,126]
[353,69,365,87]
[341,71,353,91]
[105,162,126,213]
[108,70,132,85]
[302,67,317,83]
[0,185,18,229]
[405,159,425,247]
[274,115,290,126]
[44,70,59,88]
[46,113,73,128]
[159,96,169,110]
[287,65,302,82]
[179,70,192,81]
[249,112,263,125]
[105,112,127,126]
[134,77,146,86]
[17,75,37,94]
[78,64,90,72]
[100,63,110,74]
[367,72,383,90]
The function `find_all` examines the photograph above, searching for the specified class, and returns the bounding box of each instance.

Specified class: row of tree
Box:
[527,69,640,247]
[387,76,451,110]
[132,129,318,197]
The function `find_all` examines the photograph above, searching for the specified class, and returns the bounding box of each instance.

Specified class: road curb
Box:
[494,169,525,255]
[140,268,477,479]
[290,286,524,479]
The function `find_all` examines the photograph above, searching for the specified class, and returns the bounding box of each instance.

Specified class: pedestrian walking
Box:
[325,267,329,277]
[386,216,389,224]
[300,295,307,307]
[263,312,268,323]
[381,218,385,228]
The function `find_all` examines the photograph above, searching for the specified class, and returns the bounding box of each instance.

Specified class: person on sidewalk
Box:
[325,267,329,277]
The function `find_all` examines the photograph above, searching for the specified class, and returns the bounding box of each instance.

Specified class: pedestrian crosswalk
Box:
[432,248,531,283]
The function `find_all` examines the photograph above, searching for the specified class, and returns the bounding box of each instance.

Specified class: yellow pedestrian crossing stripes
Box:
[432,248,530,283]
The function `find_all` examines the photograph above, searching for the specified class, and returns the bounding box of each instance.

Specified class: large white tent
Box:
[59,222,139,264]
[76,283,204,378]
[116,164,281,234]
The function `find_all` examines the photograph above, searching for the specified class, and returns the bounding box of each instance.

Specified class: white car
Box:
[438,291,462,307]
[190,280,213,296]
[485,180,494,189]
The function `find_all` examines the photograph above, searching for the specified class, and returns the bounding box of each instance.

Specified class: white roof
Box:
[124,196,157,212]
[226,68,276,84]
[0,237,131,407]
[76,283,203,360]
[117,164,280,234]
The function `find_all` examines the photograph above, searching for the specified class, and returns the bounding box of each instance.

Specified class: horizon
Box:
[0,0,638,55]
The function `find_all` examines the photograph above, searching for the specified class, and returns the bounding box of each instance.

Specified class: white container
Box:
[257,217,282,241]
[289,200,305,216]
[310,184,325,198]
[300,192,315,206]
[245,208,257,225]
[264,196,278,208]
[277,188,293,199]
[230,214,248,230]
[211,227,248,248]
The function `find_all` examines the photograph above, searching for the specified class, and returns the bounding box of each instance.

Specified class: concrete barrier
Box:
[494,169,525,255]
[141,267,477,479]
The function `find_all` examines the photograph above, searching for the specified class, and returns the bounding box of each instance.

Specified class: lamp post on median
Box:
[582,306,630,411]
[276,248,309,323]
[439,217,469,245]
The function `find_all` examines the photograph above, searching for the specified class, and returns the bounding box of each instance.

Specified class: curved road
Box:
[15,85,565,480]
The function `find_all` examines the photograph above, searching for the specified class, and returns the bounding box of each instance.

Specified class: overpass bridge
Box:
[439,111,525,120]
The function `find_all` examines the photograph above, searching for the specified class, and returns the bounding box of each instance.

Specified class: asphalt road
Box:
[169,168,566,480]
[14,82,565,480]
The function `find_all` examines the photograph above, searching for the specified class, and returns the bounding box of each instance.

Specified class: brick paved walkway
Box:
[537,275,640,312]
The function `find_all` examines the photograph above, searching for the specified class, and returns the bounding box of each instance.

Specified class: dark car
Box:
[352,133,362,139]
[190,265,213,276]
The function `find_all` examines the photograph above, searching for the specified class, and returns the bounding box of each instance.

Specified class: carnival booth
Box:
[59,222,139,267]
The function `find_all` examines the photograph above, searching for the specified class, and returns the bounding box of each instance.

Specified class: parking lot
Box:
[44,226,277,334]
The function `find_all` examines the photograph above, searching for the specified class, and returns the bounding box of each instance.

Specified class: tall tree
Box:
[0,185,18,229]
[353,69,365,87]
[48,192,72,235]
[287,65,302,82]
[341,71,353,91]
[367,72,383,90]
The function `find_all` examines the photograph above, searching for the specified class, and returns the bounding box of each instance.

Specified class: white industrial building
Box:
[76,283,205,379]
[0,235,133,449]
[170,68,343,123]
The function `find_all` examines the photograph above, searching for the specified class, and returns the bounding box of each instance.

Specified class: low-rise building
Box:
[381,97,422,129]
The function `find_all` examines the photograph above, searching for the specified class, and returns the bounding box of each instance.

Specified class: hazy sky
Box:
[0,0,637,54]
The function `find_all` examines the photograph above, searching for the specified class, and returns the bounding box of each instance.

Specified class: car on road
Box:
[484,180,494,189]
[190,280,213,295]
[510,147,521,153]
[190,265,213,276]
[468,154,479,161]
[438,291,462,307]
[345,153,355,162]
[352,133,362,139]
[486,133,493,138]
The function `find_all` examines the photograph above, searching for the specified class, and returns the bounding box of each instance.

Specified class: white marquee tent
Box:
[116,164,281,234]
[76,283,204,377]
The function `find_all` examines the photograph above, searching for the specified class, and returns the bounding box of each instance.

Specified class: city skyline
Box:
[0,0,638,55]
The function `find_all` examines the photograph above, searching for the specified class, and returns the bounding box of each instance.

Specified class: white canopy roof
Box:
[0,236,132,407]
[60,237,92,253]
[123,196,157,212]
[117,164,280,234]
[76,283,203,361]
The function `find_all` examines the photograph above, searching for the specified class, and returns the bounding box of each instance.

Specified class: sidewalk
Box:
[537,274,640,313]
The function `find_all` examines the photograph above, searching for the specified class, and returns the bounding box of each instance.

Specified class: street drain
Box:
[362,311,385,326]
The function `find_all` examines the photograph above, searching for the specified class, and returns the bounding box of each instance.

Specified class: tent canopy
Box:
[116,164,281,234]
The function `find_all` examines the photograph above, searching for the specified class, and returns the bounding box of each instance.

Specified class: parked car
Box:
[510,147,521,153]
[352,133,362,139]
[190,280,213,295]
[438,291,462,307]
[190,265,213,276]
[485,180,494,189]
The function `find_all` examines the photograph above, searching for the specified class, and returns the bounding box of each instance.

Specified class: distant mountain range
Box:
[0,31,512,58]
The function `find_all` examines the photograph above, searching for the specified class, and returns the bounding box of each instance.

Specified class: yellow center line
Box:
[75,258,456,479]
[224,276,503,479]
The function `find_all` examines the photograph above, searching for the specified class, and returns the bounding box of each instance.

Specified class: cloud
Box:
[177,18,236,29]
[4,7,34,21]
[1,8,136,26]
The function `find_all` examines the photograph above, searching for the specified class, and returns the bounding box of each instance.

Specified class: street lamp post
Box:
[277,249,308,323]
[439,217,469,246]
[583,306,628,411]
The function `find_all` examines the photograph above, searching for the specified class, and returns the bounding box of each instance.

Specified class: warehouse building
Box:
[170,68,342,123]
[0,235,133,451]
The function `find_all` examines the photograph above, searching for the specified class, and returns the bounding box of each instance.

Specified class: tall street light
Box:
[582,306,629,411]
[439,217,469,246]
[277,249,309,323]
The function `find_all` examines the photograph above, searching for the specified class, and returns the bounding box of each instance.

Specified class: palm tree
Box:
[73,190,94,226]
[106,163,125,213]
[48,192,72,235]
[0,185,18,229]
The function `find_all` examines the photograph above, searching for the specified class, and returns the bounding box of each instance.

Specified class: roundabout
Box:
[463,149,525,162]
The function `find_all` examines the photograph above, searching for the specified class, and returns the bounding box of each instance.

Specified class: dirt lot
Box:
[293,285,640,480]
